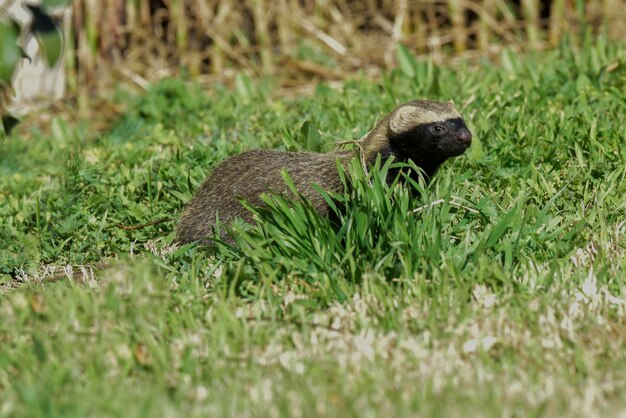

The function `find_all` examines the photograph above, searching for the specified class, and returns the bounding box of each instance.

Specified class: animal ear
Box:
[389,105,421,135]
[448,99,455,105]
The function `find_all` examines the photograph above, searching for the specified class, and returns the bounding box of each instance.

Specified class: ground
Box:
[1,38,625,417]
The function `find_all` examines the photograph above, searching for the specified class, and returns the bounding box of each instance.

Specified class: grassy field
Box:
[1,36,626,417]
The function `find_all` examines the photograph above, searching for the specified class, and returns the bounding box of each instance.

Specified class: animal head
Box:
[387,100,472,158]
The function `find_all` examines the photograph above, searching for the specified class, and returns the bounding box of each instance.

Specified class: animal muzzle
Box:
[456,128,472,146]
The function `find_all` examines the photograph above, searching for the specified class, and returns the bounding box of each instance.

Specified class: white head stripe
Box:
[389,104,461,134]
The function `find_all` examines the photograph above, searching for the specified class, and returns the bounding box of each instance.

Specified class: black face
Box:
[390,117,472,160]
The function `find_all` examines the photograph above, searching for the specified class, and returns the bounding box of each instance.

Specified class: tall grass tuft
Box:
[212,155,548,300]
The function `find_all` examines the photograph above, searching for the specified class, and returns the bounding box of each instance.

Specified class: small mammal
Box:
[176,100,472,244]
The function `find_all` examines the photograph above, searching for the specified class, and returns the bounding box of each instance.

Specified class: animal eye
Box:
[431,125,446,134]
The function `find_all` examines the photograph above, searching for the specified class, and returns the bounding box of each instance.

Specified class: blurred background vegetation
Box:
[1,0,625,130]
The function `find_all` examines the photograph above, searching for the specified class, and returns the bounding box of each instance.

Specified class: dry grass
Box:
[67,0,626,95]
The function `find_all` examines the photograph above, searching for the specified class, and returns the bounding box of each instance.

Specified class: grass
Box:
[1,36,626,417]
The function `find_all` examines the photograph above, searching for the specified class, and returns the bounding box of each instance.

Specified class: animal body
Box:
[176,100,472,244]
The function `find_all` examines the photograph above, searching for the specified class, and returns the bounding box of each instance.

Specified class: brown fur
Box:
[176,100,472,244]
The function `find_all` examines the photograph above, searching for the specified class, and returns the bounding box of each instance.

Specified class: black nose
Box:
[456,128,472,145]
